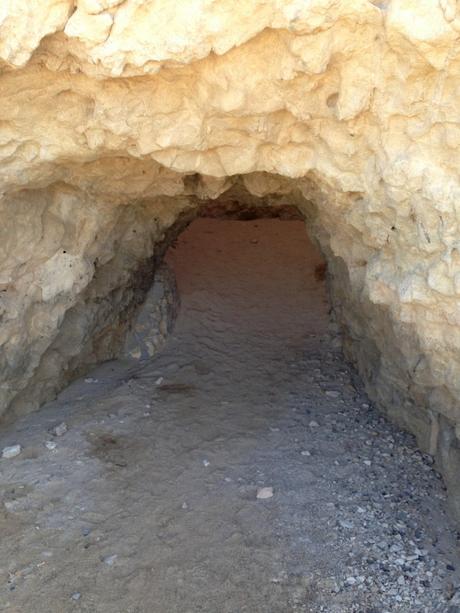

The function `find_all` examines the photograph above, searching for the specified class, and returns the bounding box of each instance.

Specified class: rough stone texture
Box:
[122,262,179,360]
[1,1,460,516]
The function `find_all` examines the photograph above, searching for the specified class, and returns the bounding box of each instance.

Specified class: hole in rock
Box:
[164,216,330,356]
[1,205,460,612]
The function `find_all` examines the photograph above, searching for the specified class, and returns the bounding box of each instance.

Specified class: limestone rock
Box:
[257,487,274,500]
[2,445,22,459]
[0,0,460,519]
[122,263,179,360]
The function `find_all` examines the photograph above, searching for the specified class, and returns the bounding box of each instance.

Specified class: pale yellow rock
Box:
[0,0,73,67]
[64,8,113,44]
[1,0,460,517]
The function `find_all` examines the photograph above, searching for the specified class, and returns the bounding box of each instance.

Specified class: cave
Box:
[1,183,459,611]
[1,1,460,610]
[2,175,459,521]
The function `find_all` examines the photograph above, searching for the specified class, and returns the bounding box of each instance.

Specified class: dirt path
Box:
[0,219,459,612]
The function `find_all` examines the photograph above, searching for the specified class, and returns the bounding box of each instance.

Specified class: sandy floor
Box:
[0,219,459,612]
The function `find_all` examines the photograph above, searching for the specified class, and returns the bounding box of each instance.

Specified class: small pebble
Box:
[257,487,274,499]
[45,441,57,450]
[203,459,210,467]
[49,422,67,437]
[2,444,21,459]
[309,420,320,428]
[102,554,117,566]
[301,450,311,456]
[71,592,81,601]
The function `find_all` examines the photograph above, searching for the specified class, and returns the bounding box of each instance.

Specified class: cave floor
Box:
[1,219,460,613]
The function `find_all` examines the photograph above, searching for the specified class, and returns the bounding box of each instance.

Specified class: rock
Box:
[2,445,21,459]
[101,554,117,566]
[202,459,210,467]
[0,0,460,524]
[256,487,274,499]
[45,441,57,450]
[309,421,320,428]
[49,422,67,437]
[325,390,340,398]
[123,264,179,360]
[301,450,311,456]
[71,592,81,601]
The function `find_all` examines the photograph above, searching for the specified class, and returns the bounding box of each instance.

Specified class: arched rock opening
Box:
[1,1,460,521]
[1,170,459,517]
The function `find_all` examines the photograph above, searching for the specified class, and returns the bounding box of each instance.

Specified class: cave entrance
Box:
[122,200,331,365]
[1,202,459,612]
[164,215,329,355]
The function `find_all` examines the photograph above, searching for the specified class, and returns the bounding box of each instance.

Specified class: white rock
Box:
[256,487,274,499]
[49,422,67,437]
[1,0,460,521]
[45,441,57,450]
[2,444,21,459]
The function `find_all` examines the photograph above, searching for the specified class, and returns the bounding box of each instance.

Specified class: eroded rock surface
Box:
[0,219,458,612]
[1,1,460,516]
[122,262,179,360]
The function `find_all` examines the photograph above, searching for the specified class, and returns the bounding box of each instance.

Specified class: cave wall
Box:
[122,261,180,360]
[1,1,460,515]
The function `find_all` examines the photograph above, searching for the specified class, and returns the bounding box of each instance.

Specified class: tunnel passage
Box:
[165,216,329,344]
[1,204,459,612]
[2,175,460,522]
[124,211,330,363]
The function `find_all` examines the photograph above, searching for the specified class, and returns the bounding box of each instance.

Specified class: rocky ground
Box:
[0,219,459,612]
